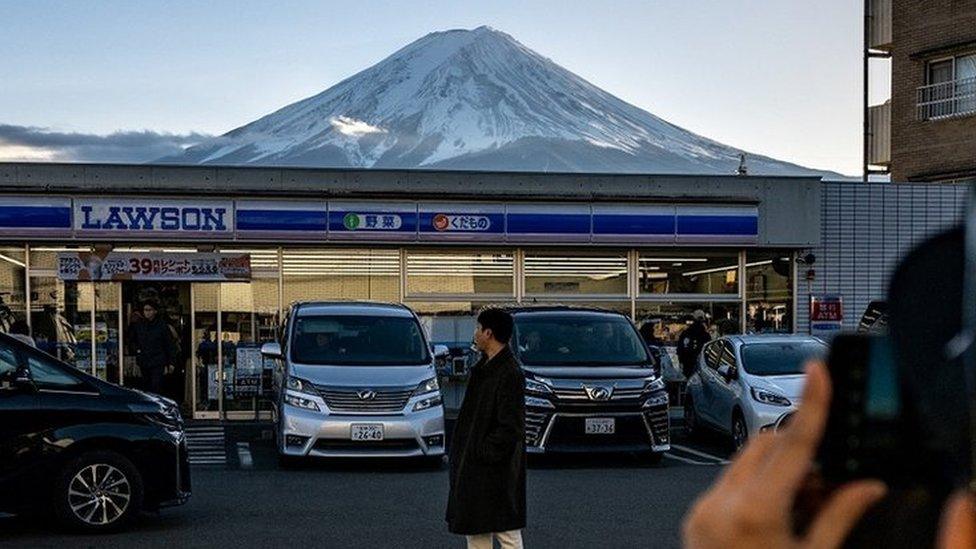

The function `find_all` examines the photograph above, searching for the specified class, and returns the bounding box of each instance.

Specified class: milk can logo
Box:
[432,214,491,232]
[342,212,402,231]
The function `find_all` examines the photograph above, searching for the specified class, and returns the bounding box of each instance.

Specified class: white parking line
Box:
[237,442,253,469]
[669,443,730,465]
[663,453,718,466]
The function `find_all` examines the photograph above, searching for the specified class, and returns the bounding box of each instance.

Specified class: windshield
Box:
[291,315,430,366]
[514,314,649,366]
[740,341,827,376]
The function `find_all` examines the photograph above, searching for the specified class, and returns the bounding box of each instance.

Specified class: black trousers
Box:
[140,366,165,395]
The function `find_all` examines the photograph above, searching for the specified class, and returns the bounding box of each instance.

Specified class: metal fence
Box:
[917,76,976,120]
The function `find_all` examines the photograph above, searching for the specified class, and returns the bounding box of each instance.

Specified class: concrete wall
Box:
[797,181,969,332]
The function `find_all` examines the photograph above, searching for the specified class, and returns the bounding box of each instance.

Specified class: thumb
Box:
[939,491,976,549]
[804,481,887,549]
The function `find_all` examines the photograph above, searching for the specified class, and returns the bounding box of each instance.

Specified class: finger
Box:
[938,491,976,549]
[804,480,887,549]
[760,361,832,501]
[716,432,777,490]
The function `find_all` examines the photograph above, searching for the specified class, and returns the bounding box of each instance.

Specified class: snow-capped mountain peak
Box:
[163,26,835,177]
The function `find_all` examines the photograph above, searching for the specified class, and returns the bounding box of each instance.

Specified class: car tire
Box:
[277,454,303,470]
[53,450,144,533]
[684,396,700,438]
[731,412,749,453]
[636,451,664,468]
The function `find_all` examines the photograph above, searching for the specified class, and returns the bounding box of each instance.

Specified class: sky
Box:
[0,0,889,175]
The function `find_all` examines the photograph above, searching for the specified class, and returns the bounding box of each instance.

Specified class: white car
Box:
[263,302,449,466]
[684,335,827,451]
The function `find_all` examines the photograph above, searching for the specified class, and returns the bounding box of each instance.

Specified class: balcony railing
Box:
[917,77,976,120]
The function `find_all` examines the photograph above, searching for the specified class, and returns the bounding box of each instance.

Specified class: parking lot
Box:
[0,416,731,549]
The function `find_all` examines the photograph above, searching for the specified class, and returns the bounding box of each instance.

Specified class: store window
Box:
[638,250,739,295]
[219,279,280,413]
[745,250,793,333]
[283,249,398,305]
[0,247,27,334]
[524,251,627,296]
[635,302,741,346]
[406,250,513,297]
[30,276,89,370]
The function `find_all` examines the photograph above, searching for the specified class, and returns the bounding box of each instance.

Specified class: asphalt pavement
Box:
[0,412,733,549]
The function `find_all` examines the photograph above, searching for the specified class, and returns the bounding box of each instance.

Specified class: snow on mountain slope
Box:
[161,26,839,177]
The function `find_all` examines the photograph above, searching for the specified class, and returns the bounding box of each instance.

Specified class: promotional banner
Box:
[57,251,251,282]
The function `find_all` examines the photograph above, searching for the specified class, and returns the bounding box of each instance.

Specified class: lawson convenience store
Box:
[0,163,820,419]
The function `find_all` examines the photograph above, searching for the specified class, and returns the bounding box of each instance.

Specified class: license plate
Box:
[350,424,385,441]
[585,418,615,434]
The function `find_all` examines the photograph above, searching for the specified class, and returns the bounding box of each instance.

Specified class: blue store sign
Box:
[0,195,760,245]
[75,198,234,236]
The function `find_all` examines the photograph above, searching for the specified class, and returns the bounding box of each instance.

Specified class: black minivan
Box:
[0,333,190,532]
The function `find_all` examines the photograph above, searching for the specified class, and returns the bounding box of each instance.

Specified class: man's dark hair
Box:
[142,299,160,312]
[477,308,514,344]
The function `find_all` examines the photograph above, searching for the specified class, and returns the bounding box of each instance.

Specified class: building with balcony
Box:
[867,0,976,183]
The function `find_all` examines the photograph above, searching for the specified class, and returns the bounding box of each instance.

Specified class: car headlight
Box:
[525,378,553,394]
[284,393,321,412]
[414,377,440,396]
[413,394,443,412]
[287,376,318,396]
[751,388,792,407]
[643,378,666,393]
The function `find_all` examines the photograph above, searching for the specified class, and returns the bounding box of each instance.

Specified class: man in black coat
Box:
[447,308,526,549]
[676,309,711,379]
[131,300,174,395]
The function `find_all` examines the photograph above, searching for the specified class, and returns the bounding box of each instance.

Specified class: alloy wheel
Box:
[67,464,132,526]
[732,416,748,451]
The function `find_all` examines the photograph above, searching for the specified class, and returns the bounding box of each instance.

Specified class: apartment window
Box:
[918,54,976,120]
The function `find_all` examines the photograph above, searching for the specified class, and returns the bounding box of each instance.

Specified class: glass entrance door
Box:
[190,280,280,420]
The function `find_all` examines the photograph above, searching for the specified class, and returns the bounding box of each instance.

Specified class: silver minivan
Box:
[262,302,448,464]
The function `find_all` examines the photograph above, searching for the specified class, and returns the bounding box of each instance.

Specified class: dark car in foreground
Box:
[0,333,190,532]
[509,306,670,463]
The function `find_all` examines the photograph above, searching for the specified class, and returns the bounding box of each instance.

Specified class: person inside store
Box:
[7,320,35,347]
[683,225,976,548]
[676,309,710,379]
[446,308,526,549]
[131,299,175,395]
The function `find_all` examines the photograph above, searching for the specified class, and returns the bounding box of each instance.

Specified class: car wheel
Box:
[53,451,144,533]
[636,451,664,468]
[684,396,699,438]
[277,453,303,470]
[731,412,749,452]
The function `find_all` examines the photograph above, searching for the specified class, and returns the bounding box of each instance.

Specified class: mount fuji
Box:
[160,26,838,177]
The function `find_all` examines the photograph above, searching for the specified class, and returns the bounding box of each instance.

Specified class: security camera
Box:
[796,253,816,265]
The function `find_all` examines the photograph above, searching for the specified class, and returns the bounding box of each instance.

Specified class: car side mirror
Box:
[717,363,735,381]
[261,342,283,360]
[432,345,451,359]
[1,369,35,392]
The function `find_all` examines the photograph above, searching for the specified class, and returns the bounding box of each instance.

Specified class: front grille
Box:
[544,414,653,451]
[316,385,414,413]
[313,439,420,453]
[552,386,644,402]
[525,410,551,446]
[644,406,670,444]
